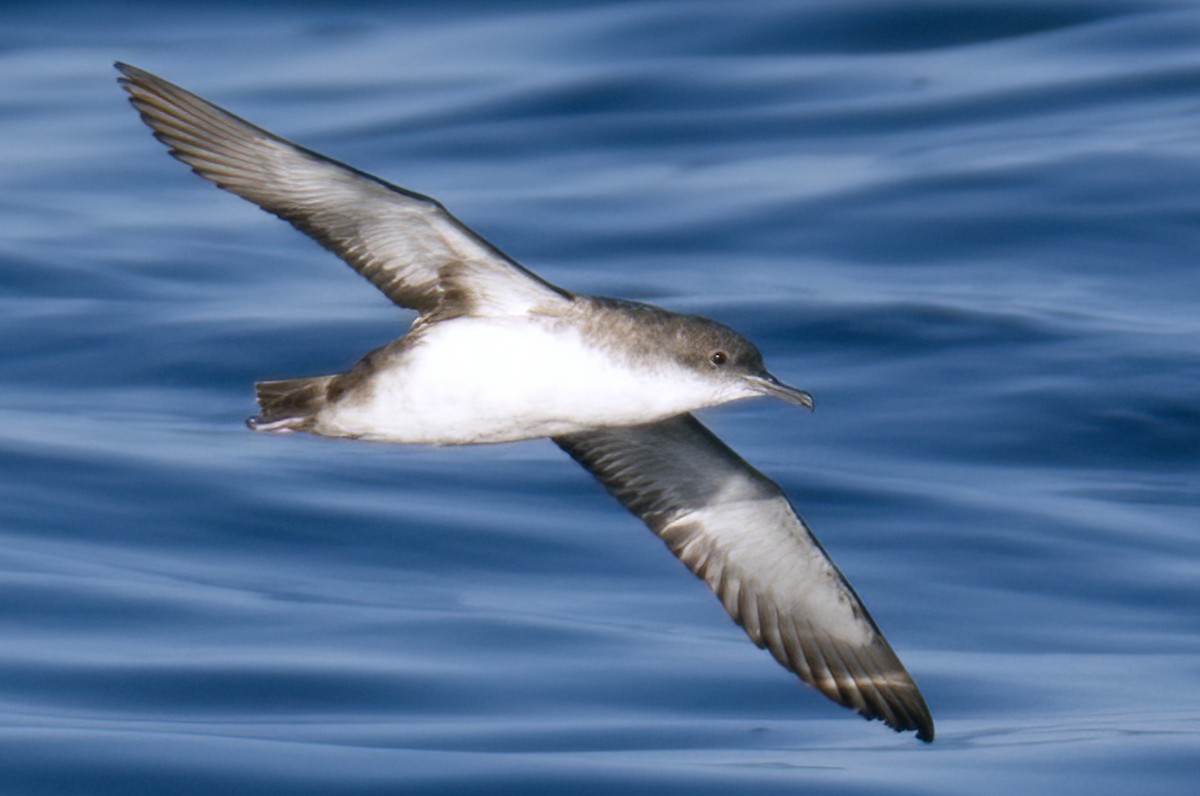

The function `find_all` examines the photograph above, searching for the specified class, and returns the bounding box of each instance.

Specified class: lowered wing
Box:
[556,414,934,741]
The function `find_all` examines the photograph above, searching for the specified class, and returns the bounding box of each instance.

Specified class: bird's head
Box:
[669,315,814,410]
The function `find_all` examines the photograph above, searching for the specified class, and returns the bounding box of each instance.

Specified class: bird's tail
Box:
[246,375,334,433]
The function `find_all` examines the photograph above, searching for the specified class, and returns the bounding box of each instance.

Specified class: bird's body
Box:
[118,63,935,743]
[256,296,780,444]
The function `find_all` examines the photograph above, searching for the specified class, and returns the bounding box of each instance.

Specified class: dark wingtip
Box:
[899,702,935,743]
[114,62,142,96]
[871,698,934,743]
[915,718,935,743]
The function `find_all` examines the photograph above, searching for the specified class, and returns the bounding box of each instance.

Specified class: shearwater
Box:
[117,63,934,743]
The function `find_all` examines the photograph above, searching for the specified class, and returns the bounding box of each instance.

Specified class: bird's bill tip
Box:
[743,372,814,409]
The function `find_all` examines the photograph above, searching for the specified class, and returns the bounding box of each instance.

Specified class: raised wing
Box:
[116,63,568,319]
[555,414,934,742]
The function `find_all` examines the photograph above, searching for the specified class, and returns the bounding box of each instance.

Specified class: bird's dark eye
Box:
[710,350,728,366]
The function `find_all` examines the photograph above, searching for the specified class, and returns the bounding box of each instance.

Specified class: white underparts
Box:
[314,317,747,444]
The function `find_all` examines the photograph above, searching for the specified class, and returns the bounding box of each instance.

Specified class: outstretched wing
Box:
[117,63,568,319]
[555,414,934,742]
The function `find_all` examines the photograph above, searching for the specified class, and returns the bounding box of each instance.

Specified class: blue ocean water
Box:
[2,0,1199,792]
